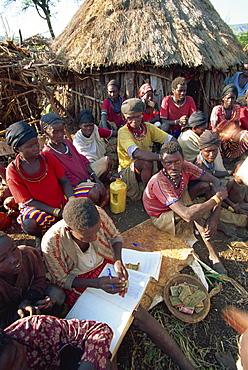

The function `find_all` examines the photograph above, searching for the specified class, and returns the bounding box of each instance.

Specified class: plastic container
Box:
[110,178,127,214]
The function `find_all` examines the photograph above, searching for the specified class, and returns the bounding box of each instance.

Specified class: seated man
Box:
[42,198,195,370]
[1,315,113,370]
[42,197,128,307]
[117,98,174,201]
[224,59,248,98]
[160,77,196,137]
[143,141,228,275]
[0,231,65,329]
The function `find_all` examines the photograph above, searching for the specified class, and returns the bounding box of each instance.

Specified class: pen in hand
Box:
[107,268,115,290]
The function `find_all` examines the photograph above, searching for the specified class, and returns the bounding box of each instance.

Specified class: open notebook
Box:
[66,248,162,357]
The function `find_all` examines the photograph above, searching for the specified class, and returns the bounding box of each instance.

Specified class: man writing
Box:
[143,141,228,275]
[160,77,196,137]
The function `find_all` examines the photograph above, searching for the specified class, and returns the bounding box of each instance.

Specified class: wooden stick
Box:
[81,70,172,82]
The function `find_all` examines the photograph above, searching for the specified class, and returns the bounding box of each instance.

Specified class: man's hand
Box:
[179,115,188,126]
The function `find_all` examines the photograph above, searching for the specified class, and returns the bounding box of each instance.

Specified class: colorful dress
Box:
[6,152,93,233]
[5,315,113,370]
[210,104,246,158]
[210,104,240,130]
[43,139,91,187]
[41,207,121,307]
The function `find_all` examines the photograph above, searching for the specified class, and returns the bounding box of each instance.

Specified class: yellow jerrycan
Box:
[110,178,127,214]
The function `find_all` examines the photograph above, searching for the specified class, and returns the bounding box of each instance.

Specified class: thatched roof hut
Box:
[54,0,244,72]
[52,0,246,120]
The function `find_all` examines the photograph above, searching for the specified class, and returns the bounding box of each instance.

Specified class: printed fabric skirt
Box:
[17,183,95,234]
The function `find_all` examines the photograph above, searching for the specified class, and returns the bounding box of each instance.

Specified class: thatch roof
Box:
[53,0,245,72]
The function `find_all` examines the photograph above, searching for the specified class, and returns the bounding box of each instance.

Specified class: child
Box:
[0,231,65,329]
[223,161,248,214]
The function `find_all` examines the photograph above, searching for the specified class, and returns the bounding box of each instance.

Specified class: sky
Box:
[0,0,247,40]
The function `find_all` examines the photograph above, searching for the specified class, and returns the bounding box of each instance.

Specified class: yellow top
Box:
[117,122,169,171]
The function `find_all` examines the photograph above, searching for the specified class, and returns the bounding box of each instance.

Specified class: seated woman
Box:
[210,84,248,159]
[41,197,195,370]
[5,121,100,237]
[178,111,208,161]
[1,315,113,370]
[73,109,117,180]
[240,90,248,130]
[101,79,125,129]
[41,112,108,207]
[194,131,247,229]
[0,231,65,329]
[194,130,231,178]
[210,84,240,131]
[138,83,160,124]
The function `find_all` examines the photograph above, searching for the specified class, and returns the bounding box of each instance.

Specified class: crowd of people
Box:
[1,62,248,369]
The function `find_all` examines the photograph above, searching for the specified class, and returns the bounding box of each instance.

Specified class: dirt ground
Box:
[3,194,248,370]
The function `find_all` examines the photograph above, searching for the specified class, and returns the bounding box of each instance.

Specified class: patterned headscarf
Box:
[138,83,153,98]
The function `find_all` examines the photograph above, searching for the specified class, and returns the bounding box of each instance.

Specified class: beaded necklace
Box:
[13,153,48,183]
[47,141,70,155]
[127,122,147,141]
[163,169,184,190]
[200,152,215,172]
[109,97,122,113]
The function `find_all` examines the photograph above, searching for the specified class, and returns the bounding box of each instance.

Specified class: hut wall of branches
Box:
[0,38,74,131]
[52,0,246,123]
[52,64,234,124]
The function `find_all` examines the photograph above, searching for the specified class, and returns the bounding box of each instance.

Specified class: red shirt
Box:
[143,161,204,218]
[160,96,196,131]
[102,98,125,128]
[6,151,65,207]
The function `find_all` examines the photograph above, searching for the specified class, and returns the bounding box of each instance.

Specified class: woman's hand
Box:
[35,296,56,312]
[114,259,129,297]
[17,300,41,318]
[233,204,246,214]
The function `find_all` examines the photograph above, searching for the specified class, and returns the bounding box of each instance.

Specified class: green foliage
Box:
[237,31,248,48]
[5,0,56,38]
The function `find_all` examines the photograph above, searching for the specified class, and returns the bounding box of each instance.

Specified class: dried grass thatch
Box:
[53,0,245,72]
